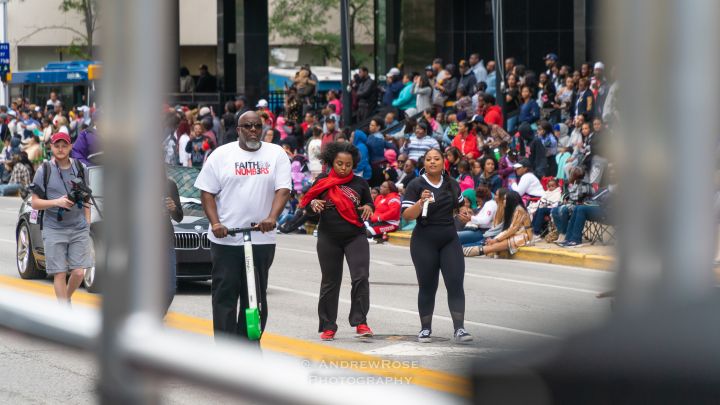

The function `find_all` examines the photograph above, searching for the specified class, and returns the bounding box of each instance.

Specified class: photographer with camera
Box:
[30,132,92,304]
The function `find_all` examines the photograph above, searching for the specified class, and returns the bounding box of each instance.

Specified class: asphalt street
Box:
[0,196,614,403]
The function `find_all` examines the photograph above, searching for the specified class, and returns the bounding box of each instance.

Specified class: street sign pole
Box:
[0,0,8,106]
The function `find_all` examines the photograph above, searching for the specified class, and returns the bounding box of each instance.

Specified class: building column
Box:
[573,0,587,68]
[236,0,269,102]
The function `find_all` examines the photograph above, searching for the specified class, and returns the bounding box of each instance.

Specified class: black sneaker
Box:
[453,328,473,343]
[417,329,432,343]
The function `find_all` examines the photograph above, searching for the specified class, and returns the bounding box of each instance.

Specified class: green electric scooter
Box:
[227,223,262,340]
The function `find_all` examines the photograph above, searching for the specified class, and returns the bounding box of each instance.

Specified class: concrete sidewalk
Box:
[387,231,615,271]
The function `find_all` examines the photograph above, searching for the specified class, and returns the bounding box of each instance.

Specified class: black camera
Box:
[57,178,93,221]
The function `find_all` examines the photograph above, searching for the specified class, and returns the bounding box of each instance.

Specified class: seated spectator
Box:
[391,73,417,113]
[444,146,461,177]
[451,119,479,159]
[557,184,615,248]
[511,158,544,204]
[365,181,402,242]
[402,120,439,161]
[481,94,503,128]
[456,159,475,192]
[384,112,402,138]
[0,153,32,196]
[474,115,511,148]
[518,85,540,126]
[456,185,497,247]
[396,156,416,192]
[530,178,562,241]
[475,156,502,194]
[550,166,594,244]
[463,190,531,257]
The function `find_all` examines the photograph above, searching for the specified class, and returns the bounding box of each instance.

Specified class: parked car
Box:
[15,165,212,293]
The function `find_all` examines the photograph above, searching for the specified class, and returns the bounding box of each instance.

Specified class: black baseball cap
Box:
[513,158,532,169]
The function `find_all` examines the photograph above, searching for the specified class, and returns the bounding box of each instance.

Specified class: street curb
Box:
[387,232,614,271]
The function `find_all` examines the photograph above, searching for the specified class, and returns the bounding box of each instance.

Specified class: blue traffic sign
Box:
[0,43,9,73]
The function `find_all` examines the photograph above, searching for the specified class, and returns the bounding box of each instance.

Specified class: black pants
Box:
[317,232,370,332]
[210,242,275,343]
[410,224,465,331]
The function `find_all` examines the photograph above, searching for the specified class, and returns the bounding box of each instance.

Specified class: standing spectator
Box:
[518,85,540,126]
[543,53,559,83]
[412,76,432,111]
[255,99,275,128]
[555,76,576,123]
[485,60,497,97]
[382,67,404,107]
[522,123,547,176]
[179,67,194,93]
[284,87,302,125]
[326,90,343,117]
[307,126,323,178]
[591,62,609,118]
[392,73,417,113]
[457,60,478,96]
[468,53,488,85]
[436,64,459,104]
[355,67,377,123]
[503,74,521,133]
[70,128,100,167]
[574,77,595,119]
[537,120,558,176]
[194,65,217,93]
[352,130,372,181]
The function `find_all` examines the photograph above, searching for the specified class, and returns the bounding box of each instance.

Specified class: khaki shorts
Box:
[42,226,94,275]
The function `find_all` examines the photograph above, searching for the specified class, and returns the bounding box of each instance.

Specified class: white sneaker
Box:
[453,328,473,343]
[417,329,432,343]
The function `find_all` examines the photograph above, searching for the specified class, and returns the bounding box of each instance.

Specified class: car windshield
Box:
[166,165,201,199]
[182,201,205,217]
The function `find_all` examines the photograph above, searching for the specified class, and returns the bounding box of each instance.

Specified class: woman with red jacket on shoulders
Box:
[365,181,401,240]
[451,120,479,159]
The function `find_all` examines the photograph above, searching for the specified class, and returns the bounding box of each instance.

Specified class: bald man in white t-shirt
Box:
[195,111,291,344]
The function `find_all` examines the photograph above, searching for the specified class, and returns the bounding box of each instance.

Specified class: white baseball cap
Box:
[386,67,401,77]
[594,61,605,70]
[199,106,211,116]
[256,99,268,108]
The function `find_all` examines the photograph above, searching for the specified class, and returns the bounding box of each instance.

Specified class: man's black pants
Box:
[210,242,275,343]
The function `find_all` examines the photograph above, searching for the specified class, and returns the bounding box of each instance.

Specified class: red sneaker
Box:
[320,330,335,341]
[356,324,374,337]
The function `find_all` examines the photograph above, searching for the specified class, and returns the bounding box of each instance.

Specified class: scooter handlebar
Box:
[227,223,269,236]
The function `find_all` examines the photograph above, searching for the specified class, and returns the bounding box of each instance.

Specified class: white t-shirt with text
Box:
[194,142,292,245]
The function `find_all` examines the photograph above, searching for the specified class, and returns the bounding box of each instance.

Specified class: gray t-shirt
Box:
[32,160,90,230]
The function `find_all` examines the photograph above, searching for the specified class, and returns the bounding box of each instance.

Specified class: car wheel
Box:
[84,236,101,293]
[16,221,45,279]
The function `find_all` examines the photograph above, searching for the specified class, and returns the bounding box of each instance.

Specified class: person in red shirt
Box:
[481,94,503,127]
[301,111,316,135]
[365,181,401,241]
[320,116,340,150]
[451,120,479,159]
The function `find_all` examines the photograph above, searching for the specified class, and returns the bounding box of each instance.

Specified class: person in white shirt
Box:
[511,158,545,199]
[456,185,497,246]
[177,129,191,167]
[194,111,291,345]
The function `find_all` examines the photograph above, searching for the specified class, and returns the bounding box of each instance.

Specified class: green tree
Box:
[269,0,372,67]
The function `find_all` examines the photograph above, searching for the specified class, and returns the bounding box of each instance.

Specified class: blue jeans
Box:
[277,211,294,226]
[551,205,572,235]
[457,229,486,247]
[532,207,552,235]
[0,183,21,196]
[566,205,604,243]
[506,115,518,133]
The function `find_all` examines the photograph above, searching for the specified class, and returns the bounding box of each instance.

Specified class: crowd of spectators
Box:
[161,51,618,251]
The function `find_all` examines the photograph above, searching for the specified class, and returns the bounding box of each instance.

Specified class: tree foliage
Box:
[58,0,98,59]
[269,0,372,66]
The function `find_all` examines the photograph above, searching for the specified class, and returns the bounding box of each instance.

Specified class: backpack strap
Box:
[41,161,51,199]
[73,158,85,182]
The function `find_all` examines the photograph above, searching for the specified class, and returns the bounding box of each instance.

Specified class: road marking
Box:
[465,273,601,294]
[268,285,559,340]
[0,238,15,244]
[0,275,471,398]
[364,342,509,357]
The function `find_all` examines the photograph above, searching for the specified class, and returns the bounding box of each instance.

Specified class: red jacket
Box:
[372,192,401,224]
[451,132,479,159]
[484,105,504,128]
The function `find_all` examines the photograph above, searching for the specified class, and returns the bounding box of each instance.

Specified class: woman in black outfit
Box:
[401,148,472,343]
[300,142,375,341]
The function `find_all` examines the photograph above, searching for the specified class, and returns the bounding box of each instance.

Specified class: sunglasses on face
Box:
[240,123,263,130]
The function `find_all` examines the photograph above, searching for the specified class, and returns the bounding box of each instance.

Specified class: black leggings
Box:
[316,231,370,332]
[410,224,465,331]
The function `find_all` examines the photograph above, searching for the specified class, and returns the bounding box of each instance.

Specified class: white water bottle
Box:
[421,199,430,218]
